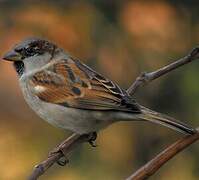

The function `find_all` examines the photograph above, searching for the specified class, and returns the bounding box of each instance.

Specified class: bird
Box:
[2,37,196,138]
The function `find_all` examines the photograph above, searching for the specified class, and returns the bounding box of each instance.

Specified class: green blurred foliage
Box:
[0,0,198,179]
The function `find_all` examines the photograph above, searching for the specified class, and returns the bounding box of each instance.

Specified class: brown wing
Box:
[28,58,140,112]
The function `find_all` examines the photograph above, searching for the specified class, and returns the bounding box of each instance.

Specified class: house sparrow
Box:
[2,37,196,136]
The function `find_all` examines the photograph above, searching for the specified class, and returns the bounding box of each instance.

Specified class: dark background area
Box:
[0,0,198,179]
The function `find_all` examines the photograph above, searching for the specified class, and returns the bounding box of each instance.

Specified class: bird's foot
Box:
[49,144,69,166]
[56,157,69,166]
[48,132,97,165]
[87,132,97,147]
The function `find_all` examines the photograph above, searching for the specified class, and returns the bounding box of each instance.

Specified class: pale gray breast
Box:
[18,74,138,134]
[18,75,114,133]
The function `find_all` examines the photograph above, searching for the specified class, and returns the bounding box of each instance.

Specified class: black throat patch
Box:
[13,61,25,77]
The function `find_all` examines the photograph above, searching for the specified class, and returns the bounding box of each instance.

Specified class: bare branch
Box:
[127,47,199,95]
[126,128,199,180]
[125,47,199,179]
[28,134,91,180]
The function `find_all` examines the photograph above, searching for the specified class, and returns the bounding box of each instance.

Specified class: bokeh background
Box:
[0,0,198,179]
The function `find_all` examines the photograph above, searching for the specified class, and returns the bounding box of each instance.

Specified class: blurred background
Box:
[0,0,198,179]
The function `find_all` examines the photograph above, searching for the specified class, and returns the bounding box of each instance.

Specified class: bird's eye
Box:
[15,48,23,53]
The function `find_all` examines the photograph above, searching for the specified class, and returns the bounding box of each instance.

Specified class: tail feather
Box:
[139,106,196,135]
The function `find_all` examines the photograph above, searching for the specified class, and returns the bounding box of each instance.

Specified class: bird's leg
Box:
[48,134,82,166]
[49,146,69,166]
[49,132,97,166]
[49,141,69,156]
[88,132,98,147]
[49,132,97,155]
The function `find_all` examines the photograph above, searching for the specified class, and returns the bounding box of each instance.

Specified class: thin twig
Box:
[126,128,199,180]
[127,47,199,95]
[29,134,90,180]
[125,47,199,179]
[28,47,199,180]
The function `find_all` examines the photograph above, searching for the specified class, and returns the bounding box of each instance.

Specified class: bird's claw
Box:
[87,132,97,147]
[56,157,69,166]
[49,146,69,166]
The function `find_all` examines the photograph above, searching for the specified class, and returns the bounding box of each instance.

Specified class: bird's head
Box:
[2,37,63,75]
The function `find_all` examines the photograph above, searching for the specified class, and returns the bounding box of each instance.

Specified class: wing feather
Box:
[28,58,141,113]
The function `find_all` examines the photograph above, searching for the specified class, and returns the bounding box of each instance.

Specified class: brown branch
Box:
[125,47,199,179]
[126,128,199,180]
[127,47,199,95]
[28,134,91,180]
[28,47,199,180]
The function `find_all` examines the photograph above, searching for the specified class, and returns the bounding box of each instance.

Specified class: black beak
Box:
[2,50,22,61]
